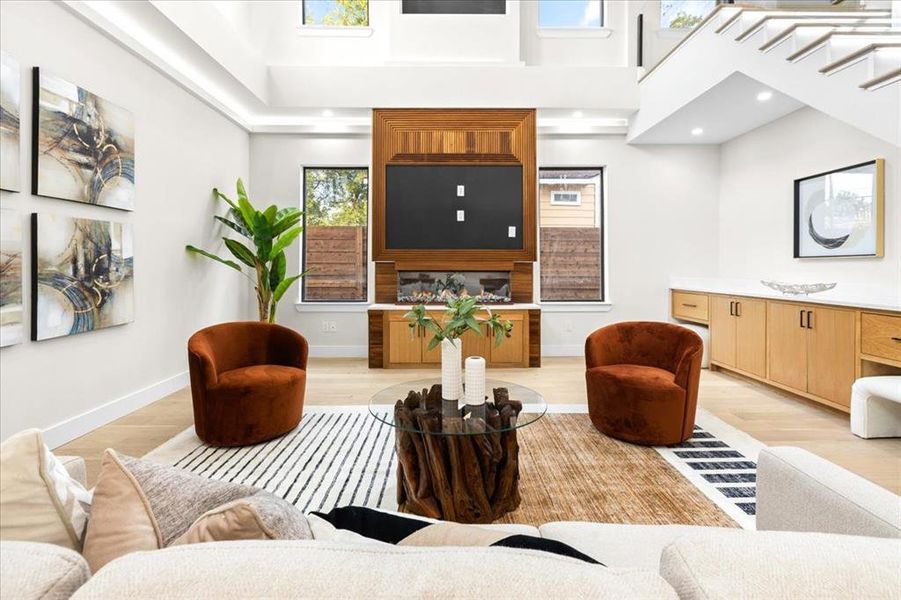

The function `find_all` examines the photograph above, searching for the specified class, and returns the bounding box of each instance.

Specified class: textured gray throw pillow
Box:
[82,450,311,571]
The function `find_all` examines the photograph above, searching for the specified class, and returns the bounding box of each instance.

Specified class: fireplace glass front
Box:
[397,271,511,304]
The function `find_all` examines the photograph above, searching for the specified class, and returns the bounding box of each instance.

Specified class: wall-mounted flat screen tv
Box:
[385,165,522,250]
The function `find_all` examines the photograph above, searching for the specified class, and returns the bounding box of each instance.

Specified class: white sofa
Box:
[851,376,901,439]
[2,447,899,599]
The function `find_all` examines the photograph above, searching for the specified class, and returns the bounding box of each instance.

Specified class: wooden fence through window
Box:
[539,227,602,301]
[304,226,367,301]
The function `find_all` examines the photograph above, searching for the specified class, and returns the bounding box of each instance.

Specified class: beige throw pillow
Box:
[81,451,163,572]
[0,429,92,550]
[173,493,311,545]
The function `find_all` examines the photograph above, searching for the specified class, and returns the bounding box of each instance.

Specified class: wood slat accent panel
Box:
[372,109,536,263]
[375,262,396,303]
[368,310,384,368]
[528,309,541,367]
[511,262,533,303]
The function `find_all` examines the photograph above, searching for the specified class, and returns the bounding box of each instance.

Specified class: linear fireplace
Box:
[397,271,511,304]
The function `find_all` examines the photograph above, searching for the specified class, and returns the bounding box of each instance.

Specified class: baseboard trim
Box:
[541,344,583,357]
[308,345,368,358]
[43,371,189,449]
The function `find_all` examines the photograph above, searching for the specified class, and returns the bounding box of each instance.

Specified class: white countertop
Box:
[670,277,900,313]
[369,303,541,311]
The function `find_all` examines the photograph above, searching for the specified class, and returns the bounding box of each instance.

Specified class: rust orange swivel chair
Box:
[188,322,308,447]
[585,321,703,446]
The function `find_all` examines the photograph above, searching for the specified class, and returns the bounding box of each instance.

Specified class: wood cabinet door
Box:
[489,314,525,365]
[421,328,441,364]
[461,325,492,361]
[767,302,808,393]
[735,298,767,378]
[710,296,736,367]
[806,306,856,408]
[388,320,421,364]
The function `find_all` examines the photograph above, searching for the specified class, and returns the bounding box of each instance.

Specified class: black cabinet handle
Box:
[891,337,901,343]
[736,302,742,317]
[799,310,805,328]
[806,311,813,329]
[682,303,698,308]
[729,301,735,316]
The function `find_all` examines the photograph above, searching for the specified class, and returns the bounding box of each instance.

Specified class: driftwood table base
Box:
[394,384,523,524]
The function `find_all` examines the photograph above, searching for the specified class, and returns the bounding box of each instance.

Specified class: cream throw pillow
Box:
[0,429,92,550]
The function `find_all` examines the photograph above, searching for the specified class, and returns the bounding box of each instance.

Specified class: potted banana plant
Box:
[187,178,307,323]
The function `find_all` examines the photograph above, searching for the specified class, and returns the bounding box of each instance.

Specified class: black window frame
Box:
[301,166,370,303]
[538,166,606,303]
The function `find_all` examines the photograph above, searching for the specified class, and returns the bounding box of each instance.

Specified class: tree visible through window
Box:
[660,1,715,29]
[302,168,369,302]
[302,0,369,27]
[539,168,604,302]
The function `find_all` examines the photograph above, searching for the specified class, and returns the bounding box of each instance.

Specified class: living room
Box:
[0,0,899,598]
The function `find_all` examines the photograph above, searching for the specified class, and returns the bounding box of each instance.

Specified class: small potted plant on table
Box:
[405,297,512,414]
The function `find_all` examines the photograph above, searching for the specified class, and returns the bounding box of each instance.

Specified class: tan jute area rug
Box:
[496,414,737,527]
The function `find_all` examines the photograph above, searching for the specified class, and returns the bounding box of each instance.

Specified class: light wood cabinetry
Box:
[674,289,899,414]
[860,312,901,366]
[381,309,530,368]
[735,298,767,378]
[672,291,709,324]
[710,296,766,378]
[806,307,856,408]
[710,296,736,366]
[767,302,809,392]
[388,316,423,364]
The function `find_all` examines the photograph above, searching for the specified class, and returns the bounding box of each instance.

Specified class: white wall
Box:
[0,1,251,445]
[249,134,371,355]
[717,107,900,292]
[538,135,720,354]
[248,131,721,355]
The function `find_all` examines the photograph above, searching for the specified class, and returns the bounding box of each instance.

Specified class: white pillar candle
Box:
[464,356,486,406]
[441,338,463,401]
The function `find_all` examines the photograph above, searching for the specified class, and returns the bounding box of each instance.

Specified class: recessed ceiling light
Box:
[572,110,583,118]
[756,90,773,102]
[322,109,334,117]
[691,127,704,136]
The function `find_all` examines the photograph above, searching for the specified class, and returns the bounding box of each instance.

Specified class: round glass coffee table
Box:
[370,378,546,523]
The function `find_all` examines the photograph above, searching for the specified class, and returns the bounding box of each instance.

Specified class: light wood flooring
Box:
[57,358,901,493]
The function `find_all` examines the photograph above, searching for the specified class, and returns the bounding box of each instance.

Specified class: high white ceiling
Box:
[630,72,805,144]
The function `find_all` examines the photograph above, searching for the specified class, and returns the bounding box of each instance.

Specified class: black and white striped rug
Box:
[146,407,398,514]
[654,418,764,529]
[146,406,763,529]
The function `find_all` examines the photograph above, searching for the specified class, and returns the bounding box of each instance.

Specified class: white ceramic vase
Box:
[441,338,463,404]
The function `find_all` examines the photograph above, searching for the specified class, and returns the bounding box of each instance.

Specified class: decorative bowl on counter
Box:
[760,281,837,296]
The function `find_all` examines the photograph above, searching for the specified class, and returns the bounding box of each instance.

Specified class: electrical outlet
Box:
[321,320,329,332]
[456,210,465,222]
[508,226,516,238]
[328,321,337,332]
[456,185,465,197]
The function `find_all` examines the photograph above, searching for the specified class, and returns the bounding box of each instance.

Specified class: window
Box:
[539,168,604,302]
[538,0,603,28]
[302,0,369,27]
[660,1,715,29]
[550,190,582,206]
[302,168,369,302]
